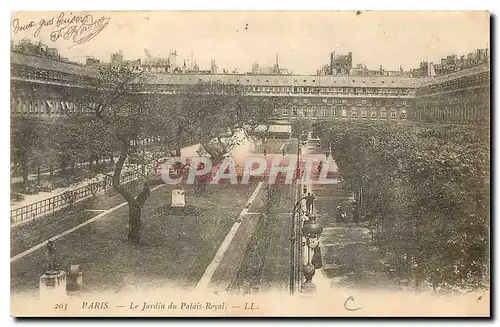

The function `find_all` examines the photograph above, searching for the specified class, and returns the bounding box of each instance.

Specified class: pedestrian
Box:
[336,205,344,222]
[306,192,314,215]
[311,245,323,269]
[325,150,330,159]
[317,160,323,174]
[263,148,267,157]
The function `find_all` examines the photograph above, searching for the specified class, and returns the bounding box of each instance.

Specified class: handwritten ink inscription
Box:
[12,12,110,48]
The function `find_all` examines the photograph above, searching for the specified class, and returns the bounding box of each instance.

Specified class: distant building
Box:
[110,50,124,64]
[85,57,101,65]
[250,53,290,75]
[330,52,352,75]
[11,39,62,61]
[414,48,489,77]
[317,64,330,75]
[210,60,218,74]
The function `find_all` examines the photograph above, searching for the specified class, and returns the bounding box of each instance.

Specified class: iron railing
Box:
[10,170,141,225]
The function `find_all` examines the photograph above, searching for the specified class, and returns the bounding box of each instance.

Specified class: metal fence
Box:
[10,170,140,225]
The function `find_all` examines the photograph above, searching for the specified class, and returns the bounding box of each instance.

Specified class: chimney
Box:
[330,52,334,75]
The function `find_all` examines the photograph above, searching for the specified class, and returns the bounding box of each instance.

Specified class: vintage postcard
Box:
[10,10,490,317]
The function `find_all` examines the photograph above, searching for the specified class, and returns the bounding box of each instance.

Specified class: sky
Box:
[10,11,490,74]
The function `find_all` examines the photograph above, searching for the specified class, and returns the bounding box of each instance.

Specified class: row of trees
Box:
[314,120,489,292]
[11,66,272,244]
[11,115,118,190]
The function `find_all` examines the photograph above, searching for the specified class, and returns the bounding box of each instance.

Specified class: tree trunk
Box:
[22,162,29,191]
[60,162,66,174]
[128,202,141,244]
[36,163,41,185]
[49,164,54,179]
[60,162,68,184]
[89,156,93,171]
[70,161,75,177]
[415,263,424,293]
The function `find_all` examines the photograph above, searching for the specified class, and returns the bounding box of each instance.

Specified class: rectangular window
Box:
[351,111,358,118]
[391,111,397,118]
[333,109,337,117]
[292,108,297,116]
[380,111,387,118]
[371,111,377,118]
[282,108,288,116]
[361,110,367,117]
[322,108,328,117]
[341,109,347,117]
[303,109,308,117]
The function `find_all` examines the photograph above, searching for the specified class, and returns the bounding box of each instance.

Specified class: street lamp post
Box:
[289,195,307,295]
[301,213,323,294]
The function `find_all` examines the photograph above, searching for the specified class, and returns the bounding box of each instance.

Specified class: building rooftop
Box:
[255,125,292,134]
[420,63,490,87]
[11,51,96,77]
[11,50,430,88]
[147,73,428,88]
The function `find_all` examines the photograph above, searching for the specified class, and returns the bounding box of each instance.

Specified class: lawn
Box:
[11,182,258,294]
[11,180,144,257]
[229,184,295,294]
[312,183,397,290]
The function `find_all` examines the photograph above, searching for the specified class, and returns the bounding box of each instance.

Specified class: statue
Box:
[46,240,59,274]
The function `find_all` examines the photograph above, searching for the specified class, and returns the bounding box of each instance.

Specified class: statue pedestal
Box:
[171,189,185,207]
[300,280,317,295]
[39,271,67,299]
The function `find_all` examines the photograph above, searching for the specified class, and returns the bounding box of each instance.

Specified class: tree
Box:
[11,116,49,190]
[62,68,275,244]
[169,82,271,164]
[291,115,311,142]
[316,120,489,292]
[63,66,165,244]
